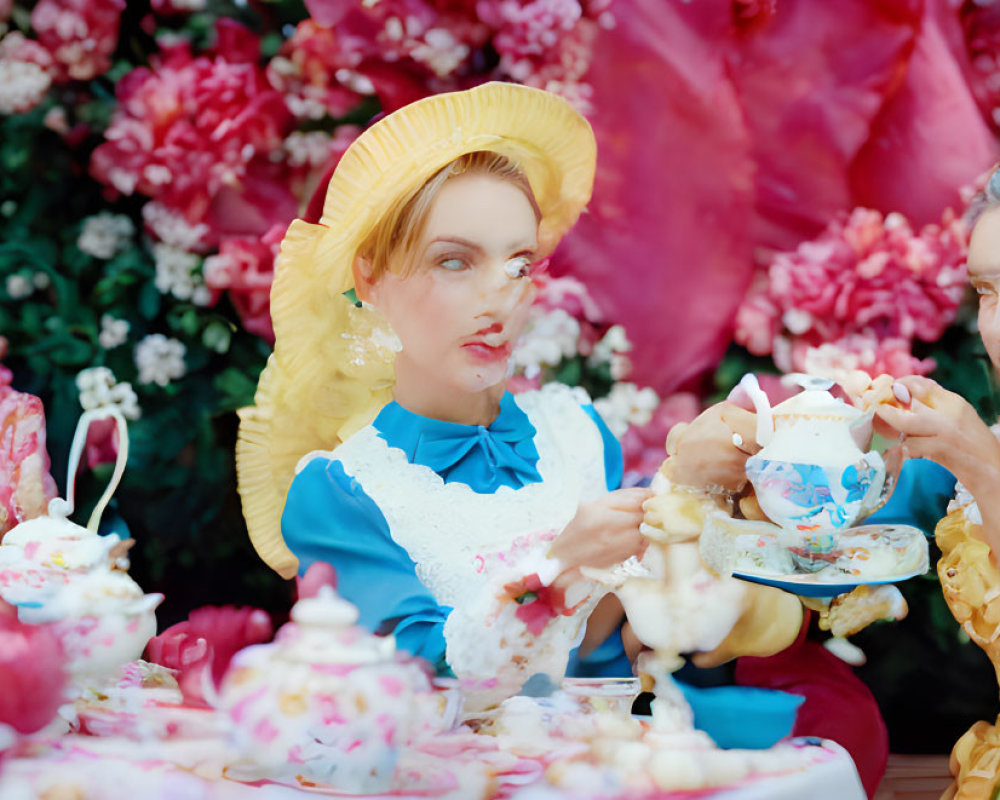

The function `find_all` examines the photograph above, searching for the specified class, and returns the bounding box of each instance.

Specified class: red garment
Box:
[735,615,888,799]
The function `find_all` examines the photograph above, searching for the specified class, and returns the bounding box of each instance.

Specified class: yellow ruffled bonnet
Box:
[237,82,597,578]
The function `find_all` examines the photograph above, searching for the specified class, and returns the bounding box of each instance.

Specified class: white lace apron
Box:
[299,384,611,703]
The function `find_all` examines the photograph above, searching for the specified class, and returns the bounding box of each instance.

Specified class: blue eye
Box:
[439,257,466,271]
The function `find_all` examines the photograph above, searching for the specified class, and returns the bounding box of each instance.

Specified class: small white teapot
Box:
[740,375,886,563]
[0,409,162,689]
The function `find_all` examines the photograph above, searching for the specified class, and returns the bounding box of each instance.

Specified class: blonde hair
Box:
[357,151,542,280]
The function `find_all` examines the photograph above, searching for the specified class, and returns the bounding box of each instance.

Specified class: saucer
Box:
[732,566,927,598]
[700,514,929,598]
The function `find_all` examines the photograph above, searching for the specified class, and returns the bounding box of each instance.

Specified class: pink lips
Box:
[463,322,510,362]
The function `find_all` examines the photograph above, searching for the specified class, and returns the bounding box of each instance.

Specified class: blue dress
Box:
[282,386,632,678]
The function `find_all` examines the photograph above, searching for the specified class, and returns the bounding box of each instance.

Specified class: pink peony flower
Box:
[477,0,602,109]
[31,0,125,82]
[0,599,66,735]
[735,207,968,378]
[203,224,284,341]
[90,22,293,242]
[0,357,58,538]
[0,32,54,115]
[267,20,368,121]
[145,605,274,707]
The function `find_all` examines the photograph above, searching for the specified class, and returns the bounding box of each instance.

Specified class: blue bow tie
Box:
[375,394,542,491]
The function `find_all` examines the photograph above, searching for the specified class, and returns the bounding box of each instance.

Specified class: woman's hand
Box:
[549,487,653,573]
[873,376,1000,500]
[662,402,759,492]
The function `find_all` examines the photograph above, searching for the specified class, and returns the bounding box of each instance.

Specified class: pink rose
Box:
[0,600,66,735]
[145,605,273,707]
[203,224,285,341]
[31,0,125,82]
[90,23,293,243]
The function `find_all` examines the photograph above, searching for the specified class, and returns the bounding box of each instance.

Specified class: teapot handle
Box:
[48,408,130,533]
[859,450,887,513]
[737,373,774,446]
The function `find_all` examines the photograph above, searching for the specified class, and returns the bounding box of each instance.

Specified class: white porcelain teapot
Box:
[740,375,886,560]
[0,408,162,688]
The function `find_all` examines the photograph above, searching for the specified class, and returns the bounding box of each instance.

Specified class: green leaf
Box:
[138,282,162,319]
[214,366,259,410]
[202,321,233,354]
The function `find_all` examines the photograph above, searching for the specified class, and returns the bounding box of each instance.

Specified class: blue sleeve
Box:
[582,404,624,491]
[866,457,956,536]
[566,625,634,678]
[282,457,452,673]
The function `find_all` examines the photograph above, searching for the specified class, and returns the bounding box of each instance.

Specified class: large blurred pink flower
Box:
[0,600,66,735]
[963,2,1000,132]
[145,605,273,708]
[90,22,293,242]
[31,0,124,82]
[736,207,968,378]
[0,353,58,538]
[203,224,284,341]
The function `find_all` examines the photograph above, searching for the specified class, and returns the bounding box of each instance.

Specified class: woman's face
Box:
[366,172,539,398]
[968,206,1000,374]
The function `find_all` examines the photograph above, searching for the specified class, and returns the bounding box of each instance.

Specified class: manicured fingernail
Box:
[732,433,743,447]
[892,382,911,404]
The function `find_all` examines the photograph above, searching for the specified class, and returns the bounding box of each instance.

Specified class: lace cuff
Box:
[443,534,599,710]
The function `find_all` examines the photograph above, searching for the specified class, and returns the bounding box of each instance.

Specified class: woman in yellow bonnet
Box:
[236,83,650,703]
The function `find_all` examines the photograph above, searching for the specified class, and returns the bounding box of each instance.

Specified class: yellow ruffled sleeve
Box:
[936,506,1000,800]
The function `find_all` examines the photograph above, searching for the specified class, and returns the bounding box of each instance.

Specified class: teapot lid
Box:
[771,374,865,421]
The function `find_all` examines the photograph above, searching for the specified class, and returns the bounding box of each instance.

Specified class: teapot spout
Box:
[738,373,774,447]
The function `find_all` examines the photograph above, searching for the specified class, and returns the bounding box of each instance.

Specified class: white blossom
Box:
[511,308,581,379]
[592,382,660,439]
[134,334,186,387]
[0,59,51,115]
[410,28,469,77]
[5,274,32,299]
[142,201,210,252]
[283,130,334,168]
[152,242,210,305]
[77,212,135,259]
[98,314,130,350]
[589,324,633,380]
[76,366,140,420]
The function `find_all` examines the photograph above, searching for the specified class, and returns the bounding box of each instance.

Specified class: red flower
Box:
[90,23,293,241]
[145,605,273,707]
[0,600,66,735]
[267,20,367,121]
[203,224,284,342]
[31,0,125,82]
[502,573,573,636]
[83,416,120,471]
